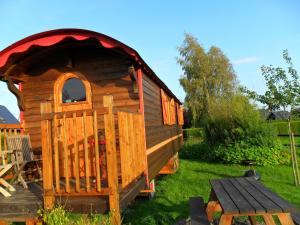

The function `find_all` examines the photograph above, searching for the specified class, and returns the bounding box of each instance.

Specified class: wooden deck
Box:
[0,175,146,223]
[0,183,42,222]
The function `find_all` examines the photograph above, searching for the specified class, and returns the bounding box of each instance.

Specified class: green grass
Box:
[123,144,300,225]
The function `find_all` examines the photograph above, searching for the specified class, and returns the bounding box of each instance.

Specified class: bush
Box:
[183,128,204,139]
[202,94,288,166]
[215,140,291,166]
[38,204,113,225]
[271,120,300,135]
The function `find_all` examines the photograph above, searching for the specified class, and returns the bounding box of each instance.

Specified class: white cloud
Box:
[233,57,260,65]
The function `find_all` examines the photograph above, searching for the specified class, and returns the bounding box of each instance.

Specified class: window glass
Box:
[62,78,86,103]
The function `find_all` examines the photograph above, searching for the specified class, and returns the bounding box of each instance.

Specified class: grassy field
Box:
[123,141,300,225]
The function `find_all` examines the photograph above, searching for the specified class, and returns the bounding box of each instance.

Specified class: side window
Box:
[177,104,184,125]
[62,78,87,103]
[161,89,176,125]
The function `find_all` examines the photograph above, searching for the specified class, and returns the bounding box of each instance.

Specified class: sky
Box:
[0,0,300,119]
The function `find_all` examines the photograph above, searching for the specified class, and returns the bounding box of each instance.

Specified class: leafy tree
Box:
[243,50,300,113]
[243,50,300,185]
[177,33,237,126]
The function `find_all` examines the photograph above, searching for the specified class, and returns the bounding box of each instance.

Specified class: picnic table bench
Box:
[206,177,298,225]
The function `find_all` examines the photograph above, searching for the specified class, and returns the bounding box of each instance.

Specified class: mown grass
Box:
[123,139,300,225]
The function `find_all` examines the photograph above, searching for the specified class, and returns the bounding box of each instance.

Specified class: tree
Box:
[177,34,237,126]
[243,49,300,185]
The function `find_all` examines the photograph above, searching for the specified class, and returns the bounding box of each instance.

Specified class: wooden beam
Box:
[4,77,24,111]
[128,65,138,94]
[0,124,22,129]
[146,134,183,155]
[40,102,54,209]
[103,95,121,225]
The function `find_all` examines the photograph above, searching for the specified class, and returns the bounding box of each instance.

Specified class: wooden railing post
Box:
[103,95,121,225]
[40,102,54,209]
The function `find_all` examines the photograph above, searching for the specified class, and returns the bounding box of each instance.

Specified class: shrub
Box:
[201,94,288,166]
[215,140,291,166]
[38,204,113,225]
[183,128,204,139]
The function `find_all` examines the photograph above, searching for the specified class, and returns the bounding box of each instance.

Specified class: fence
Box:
[40,95,147,225]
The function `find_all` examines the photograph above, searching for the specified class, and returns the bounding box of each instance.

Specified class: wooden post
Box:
[83,111,90,192]
[63,113,70,193]
[40,102,54,209]
[103,95,121,225]
[73,112,80,192]
[291,133,300,186]
[93,110,101,192]
[53,114,60,193]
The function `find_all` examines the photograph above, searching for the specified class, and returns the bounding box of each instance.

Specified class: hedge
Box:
[183,128,204,139]
[271,120,300,135]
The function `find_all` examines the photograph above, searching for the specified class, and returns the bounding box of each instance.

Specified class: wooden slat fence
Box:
[118,111,146,188]
[40,96,147,224]
[0,124,22,164]
[41,108,106,195]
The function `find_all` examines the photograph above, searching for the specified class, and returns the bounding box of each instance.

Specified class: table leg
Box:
[277,213,295,225]
[263,215,276,225]
[249,216,257,225]
[219,215,233,225]
[207,201,218,222]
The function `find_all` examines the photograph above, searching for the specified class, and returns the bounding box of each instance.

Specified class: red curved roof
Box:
[0,28,180,103]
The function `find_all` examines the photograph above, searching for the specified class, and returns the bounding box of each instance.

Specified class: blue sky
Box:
[0,0,300,118]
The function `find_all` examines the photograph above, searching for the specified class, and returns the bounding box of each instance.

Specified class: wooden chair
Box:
[0,150,16,197]
[6,135,42,189]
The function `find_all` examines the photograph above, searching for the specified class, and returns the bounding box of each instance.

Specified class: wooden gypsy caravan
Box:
[0,29,184,223]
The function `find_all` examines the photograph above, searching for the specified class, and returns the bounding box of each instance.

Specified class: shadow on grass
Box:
[123,196,189,225]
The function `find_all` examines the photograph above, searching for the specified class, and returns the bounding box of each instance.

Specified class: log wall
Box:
[142,74,183,180]
[21,45,139,152]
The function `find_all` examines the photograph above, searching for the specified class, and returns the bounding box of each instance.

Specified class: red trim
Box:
[18,83,24,134]
[0,28,181,104]
[137,68,149,187]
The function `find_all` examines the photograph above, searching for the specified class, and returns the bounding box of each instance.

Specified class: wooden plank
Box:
[235,177,282,213]
[103,95,121,225]
[83,111,90,192]
[53,114,60,193]
[73,112,80,192]
[189,197,210,225]
[63,113,70,193]
[0,124,22,129]
[146,134,183,155]
[210,179,239,214]
[229,178,265,214]
[219,179,255,214]
[263,215,276,225]
[245,177,297,213]
[40,102,54,209]
[219,215,233,225]
[277,213,296,225]
[292,212,300,225]
[3,130,7,152]
[93,110,101,192]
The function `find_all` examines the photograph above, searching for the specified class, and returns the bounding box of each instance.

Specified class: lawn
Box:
[123,142,300,225]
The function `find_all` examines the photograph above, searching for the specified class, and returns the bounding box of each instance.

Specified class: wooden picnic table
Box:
[206,177,297,225]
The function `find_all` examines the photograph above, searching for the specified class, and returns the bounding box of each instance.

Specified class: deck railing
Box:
[0,124,22,164]
[40,95,147,224]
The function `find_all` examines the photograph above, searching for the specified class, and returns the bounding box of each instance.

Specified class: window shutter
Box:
[161,89,168,125]
[177,104,184,125]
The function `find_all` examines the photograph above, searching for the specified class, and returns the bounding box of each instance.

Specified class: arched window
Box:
[62,78,86,103]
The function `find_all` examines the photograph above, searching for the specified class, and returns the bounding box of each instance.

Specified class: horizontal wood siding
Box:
[21,45,139,153]
[142,74,182,180]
